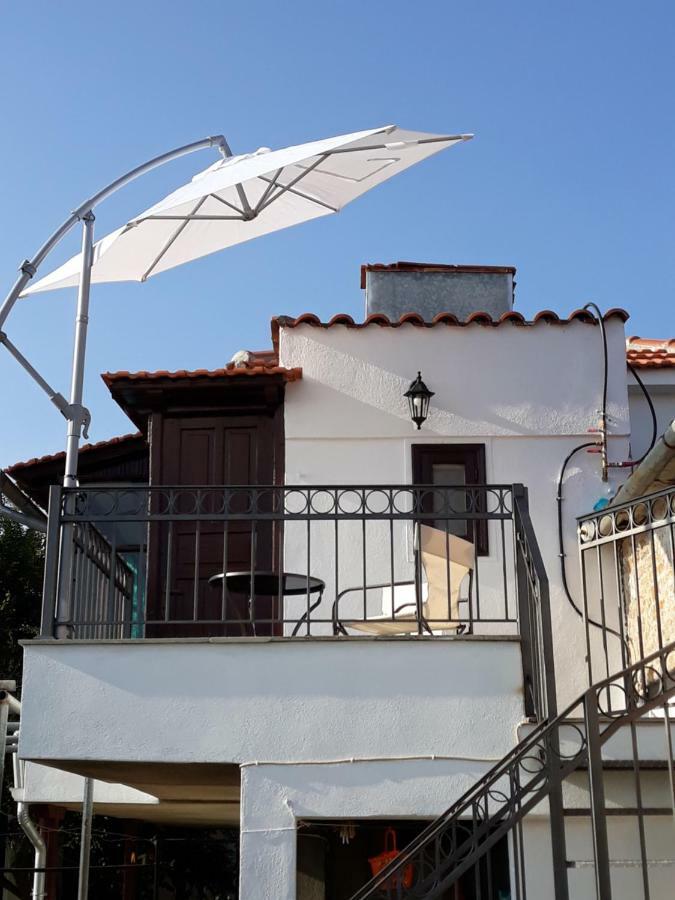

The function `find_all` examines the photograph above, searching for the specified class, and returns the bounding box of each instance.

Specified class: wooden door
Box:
[148,414,278,636]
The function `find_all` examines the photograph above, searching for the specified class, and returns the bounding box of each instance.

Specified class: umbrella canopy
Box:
[23,125,471,295]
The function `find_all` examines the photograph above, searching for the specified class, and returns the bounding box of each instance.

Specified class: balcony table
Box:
[208,571,326,636]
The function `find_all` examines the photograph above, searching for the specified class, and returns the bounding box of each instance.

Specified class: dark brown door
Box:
[411,443,488,555]
[148,414,278,636]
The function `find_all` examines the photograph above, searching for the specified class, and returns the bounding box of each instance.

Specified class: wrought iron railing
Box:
[39,482,552,707]
[348,639,675,900]
[68,521,135,639]
[578,486,675,698]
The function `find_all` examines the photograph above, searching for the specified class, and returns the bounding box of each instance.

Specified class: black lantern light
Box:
[404,371,434,430]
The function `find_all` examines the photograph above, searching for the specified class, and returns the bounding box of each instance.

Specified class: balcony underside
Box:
[21,760,241,827]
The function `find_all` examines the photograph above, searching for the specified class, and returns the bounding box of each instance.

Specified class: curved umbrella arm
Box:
[0,134,229,330]
[0,135,231,484]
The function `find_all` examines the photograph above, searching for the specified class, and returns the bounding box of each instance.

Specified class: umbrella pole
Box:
[0,134,230,450]
[56,213,95,638]
[63,212,95,488]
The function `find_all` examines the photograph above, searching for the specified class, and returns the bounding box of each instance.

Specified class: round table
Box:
[208,571,326,635]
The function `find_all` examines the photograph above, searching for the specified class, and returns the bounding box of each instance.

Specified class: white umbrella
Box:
[23,125,471,294]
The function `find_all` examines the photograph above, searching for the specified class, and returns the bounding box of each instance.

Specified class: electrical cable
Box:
[556,304,659,644]
[583,302,608,433]
[627,362,658,465]
[555,442,622,637]
[556,303,623,639]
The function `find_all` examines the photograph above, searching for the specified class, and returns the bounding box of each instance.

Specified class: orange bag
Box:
[368,828,414,890]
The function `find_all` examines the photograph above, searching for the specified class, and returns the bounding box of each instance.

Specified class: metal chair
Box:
[333,524,474,635]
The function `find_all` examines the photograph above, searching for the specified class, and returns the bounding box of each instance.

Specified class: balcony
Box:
[37,482,553,714]
[578,485,675,694]
[14,481,555,809]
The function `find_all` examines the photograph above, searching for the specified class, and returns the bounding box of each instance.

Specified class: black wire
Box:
[556,303,623,640]
[584,302,608,431]
[627,362,658,464]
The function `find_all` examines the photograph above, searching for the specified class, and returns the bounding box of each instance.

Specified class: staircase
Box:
[349,641,675,900]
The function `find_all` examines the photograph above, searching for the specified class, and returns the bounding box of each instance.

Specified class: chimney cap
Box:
[360,262,516,290]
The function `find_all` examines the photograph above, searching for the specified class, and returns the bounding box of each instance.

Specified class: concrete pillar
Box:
[239,768,296,900]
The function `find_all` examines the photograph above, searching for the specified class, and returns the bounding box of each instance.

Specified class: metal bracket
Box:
[20,260,36,278]
[64,403,91,440]
[73,210,96,224]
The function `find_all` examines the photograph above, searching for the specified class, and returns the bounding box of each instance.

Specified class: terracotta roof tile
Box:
[626,337,675,369]
[6,432,144,474]
[102,360,302,386]
[271,308,629,346]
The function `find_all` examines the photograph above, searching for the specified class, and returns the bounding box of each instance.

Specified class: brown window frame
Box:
[411,443,489,555]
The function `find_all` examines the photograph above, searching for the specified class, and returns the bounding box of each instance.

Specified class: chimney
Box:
[361,263,516,320]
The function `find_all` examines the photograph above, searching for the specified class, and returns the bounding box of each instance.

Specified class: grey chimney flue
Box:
[361,262,516,321]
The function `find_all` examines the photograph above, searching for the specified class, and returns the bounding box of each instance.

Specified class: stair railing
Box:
[348,639,675,900]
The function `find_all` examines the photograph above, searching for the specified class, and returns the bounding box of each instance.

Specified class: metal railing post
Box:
[514,485,569,900]
[77,777,94,899]
[40,485,63,637]
[513,484,539,719]
[584,694,612,898]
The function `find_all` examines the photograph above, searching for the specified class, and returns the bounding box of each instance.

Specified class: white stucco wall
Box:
[627,367,675,458]
[20,638,524,766]
[240,758,497,900]
[278,318,632,705]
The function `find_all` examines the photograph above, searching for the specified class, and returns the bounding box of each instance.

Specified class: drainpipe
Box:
[16,802,47,900]
[4,691,47,900]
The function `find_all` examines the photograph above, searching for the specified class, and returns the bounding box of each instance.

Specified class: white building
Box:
[3,263,675,899]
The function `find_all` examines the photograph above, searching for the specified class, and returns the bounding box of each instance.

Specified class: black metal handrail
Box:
[347,638,675,900]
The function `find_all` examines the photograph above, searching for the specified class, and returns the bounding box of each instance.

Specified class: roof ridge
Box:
[271,308,630,330]
[102,362,302,384]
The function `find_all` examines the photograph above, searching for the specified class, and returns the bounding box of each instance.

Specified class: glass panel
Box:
[431,463,467,536]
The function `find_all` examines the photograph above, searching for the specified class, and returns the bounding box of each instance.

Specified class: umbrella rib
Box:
[325,135,467,154]
[257,176,339,213]
[208,194,246,216]
[140,197,207,282]
[254,168,284,214]
[233,181,254,218]
[144,214,244,221]
[256,156,329,214]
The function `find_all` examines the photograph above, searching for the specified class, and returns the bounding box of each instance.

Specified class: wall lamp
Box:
[405,371,434,429]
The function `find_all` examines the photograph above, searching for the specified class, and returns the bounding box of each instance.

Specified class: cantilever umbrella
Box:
[23,125,471,294]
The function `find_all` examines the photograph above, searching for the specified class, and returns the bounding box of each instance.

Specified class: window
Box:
[412,444,489,554]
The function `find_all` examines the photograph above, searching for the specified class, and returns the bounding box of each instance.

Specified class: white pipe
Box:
[5,695,44,900]
[17,802,47,900]
[63,213,95,488]
[613,418,675,505]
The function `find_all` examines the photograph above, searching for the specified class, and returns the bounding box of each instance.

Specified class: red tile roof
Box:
[102,355,302,386]
[6,432,144,474]
[271,308,630,346]
[626,337,675,369]
[360,261,517,289]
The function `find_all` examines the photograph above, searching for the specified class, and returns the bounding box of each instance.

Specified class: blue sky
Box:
[0,0,673,468]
